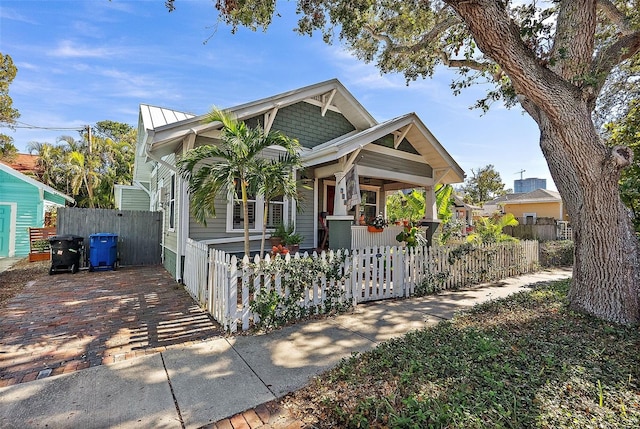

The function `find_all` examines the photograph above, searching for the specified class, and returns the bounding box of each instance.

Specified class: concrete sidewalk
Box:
[0,257,21,273]
[0,268,572,429]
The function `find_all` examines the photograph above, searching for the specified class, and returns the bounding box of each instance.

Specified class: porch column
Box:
[326,171,353,250]
[332,171,347,216]
[421,186,440,246]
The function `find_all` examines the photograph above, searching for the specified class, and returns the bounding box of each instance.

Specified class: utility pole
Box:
[515,169,526,180]
[86,125,92,154]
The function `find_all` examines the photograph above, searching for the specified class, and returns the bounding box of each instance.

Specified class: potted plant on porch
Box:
[270,223,303,253]
[367,214,387,233]
[284,232,303,254]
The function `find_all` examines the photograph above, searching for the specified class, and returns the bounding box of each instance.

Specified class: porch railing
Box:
[186,240,539,332]
[351,225,427,249]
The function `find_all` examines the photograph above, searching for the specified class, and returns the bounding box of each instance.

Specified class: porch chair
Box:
[317,211,329,252]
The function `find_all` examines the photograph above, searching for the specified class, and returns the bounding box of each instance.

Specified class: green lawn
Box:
[284,279,640,428]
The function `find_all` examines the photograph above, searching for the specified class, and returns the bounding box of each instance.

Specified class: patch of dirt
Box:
[0,259,49,307]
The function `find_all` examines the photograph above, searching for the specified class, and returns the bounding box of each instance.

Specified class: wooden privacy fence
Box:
[57,208,162,266]
[28,227,56,262]
[185,240,539,332]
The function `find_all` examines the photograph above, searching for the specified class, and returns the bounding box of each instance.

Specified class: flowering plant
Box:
[367,214,387,229]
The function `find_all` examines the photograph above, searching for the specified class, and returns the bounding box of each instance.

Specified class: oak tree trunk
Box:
[447,0,640,324]
[536,104,639,324]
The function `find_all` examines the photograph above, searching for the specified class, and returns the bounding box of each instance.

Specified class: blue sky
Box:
[1,0,554,191]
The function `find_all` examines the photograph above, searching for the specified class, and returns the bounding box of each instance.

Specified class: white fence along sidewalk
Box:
[182,239,539,332]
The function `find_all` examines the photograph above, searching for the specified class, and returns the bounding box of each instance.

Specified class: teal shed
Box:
[0,162,74,257]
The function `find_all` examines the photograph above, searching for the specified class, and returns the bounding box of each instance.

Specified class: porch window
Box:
[360,190,378,220]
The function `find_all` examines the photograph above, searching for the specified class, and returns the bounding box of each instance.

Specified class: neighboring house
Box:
[0,162,74,257]
[114,184,150,211]
[481,189,568,224]
[124,79,465,281]
[452,194,480,229]
[0,153,42,176]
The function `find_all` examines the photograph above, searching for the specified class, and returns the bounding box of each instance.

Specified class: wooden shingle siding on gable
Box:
[245,102,356,149]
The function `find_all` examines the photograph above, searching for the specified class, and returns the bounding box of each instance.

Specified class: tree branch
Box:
[444,0,575,122]
[596,0,635,36]
[549,1,597,80]
[362,12,461,55]
[592,31,640,93]
[440,53,506,81]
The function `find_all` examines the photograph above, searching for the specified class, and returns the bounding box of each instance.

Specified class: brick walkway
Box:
[0,265,223,387]
[205,400,303,429]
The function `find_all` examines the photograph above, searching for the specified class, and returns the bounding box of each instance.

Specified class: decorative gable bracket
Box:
[393,124,413,149]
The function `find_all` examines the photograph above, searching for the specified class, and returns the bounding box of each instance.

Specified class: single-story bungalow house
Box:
[119,79,465,281]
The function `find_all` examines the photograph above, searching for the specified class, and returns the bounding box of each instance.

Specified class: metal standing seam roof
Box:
[139,104,196,131]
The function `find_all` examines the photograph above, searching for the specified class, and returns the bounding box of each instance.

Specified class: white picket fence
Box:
[183,239,209,303]
[183,239,539,332]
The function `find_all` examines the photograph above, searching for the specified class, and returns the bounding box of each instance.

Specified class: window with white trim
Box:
[232,180,256,230]
[523,212,536,225]
[267,195,285,229]
[169,174,176,230]
[226,181,289,232]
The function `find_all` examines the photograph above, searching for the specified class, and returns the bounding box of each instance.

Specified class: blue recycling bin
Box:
[89,233,118,271]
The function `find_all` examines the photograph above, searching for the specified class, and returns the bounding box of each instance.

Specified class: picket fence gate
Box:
[181,239,539,332]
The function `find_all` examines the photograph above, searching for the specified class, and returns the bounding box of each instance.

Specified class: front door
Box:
[326,185,335,215]
[0,205,12,257]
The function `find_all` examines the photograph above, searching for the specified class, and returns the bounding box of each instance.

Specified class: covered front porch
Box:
[302,113,464,251]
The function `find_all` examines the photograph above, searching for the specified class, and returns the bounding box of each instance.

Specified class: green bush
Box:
[539,240,574,267]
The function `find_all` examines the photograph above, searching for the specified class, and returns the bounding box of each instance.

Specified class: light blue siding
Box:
[0,170,45,256]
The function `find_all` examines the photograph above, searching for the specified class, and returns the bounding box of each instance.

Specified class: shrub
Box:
[539,240,574,267]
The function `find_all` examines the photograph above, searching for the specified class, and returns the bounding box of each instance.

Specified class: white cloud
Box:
[0,8,38,24]
[49,40,118,59]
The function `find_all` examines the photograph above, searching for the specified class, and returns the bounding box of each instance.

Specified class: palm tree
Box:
[255,152,302,257]
[178,108,300,257]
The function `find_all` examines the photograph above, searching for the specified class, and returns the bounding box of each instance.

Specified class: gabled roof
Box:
[453,194,481,210]
[0,162,74,204]
[142,79,378,158]
[488,189,561,205]
[137,79,464,185]
[302,113,465,184]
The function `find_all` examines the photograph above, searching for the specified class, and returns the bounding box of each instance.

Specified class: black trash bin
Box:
[48,235,84,275]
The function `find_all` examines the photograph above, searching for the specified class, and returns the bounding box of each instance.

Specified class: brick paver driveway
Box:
[0,265,223,386]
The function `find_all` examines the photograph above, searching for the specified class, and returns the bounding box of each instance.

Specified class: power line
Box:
[12,120,85,131]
